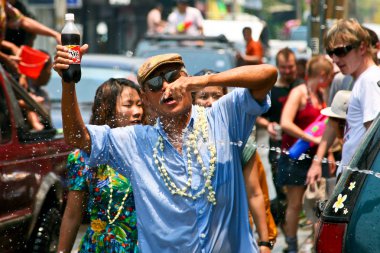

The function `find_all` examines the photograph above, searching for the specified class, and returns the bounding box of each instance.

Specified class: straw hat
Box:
[321,90,352,119]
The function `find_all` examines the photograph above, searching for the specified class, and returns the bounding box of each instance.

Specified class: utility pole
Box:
[309,0,347,55]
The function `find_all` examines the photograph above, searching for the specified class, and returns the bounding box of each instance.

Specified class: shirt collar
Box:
[154,105,197,139]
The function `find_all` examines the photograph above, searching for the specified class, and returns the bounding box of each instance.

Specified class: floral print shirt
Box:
[67,150,138,253]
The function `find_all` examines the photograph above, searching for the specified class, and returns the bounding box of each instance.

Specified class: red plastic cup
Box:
[18,46,49,79]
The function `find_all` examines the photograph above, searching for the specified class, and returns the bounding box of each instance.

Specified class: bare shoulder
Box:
[289,83,307,98]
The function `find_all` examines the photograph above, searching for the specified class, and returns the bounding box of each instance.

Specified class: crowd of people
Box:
[1,0,380,252]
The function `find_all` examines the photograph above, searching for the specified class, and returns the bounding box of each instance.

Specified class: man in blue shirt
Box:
[54,46,277,252]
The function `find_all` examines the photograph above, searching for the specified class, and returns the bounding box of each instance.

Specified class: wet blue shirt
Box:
[84,88,270,253]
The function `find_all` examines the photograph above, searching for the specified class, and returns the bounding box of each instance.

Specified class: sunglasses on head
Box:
[145,69,181,92]
[326,43,359,58]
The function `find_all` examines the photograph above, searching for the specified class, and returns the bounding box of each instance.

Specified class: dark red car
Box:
[0,68,72,252]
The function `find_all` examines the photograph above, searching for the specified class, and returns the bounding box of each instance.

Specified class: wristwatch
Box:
[258,240,274,250]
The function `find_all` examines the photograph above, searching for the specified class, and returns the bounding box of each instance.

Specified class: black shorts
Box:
[277,154,329,187]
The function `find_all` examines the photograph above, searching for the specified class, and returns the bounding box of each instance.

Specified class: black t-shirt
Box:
[262,78,303,123]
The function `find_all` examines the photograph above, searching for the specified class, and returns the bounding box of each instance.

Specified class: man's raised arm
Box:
[204,64,277,101]
[53,44,91,153]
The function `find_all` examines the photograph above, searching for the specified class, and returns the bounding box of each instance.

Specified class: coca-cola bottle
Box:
[61,13,81,83]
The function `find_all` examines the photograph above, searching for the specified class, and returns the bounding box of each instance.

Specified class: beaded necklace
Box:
[106,166,131,224]
[153,106,217,205]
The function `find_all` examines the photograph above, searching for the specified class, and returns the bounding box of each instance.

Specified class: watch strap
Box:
[258,240,274,249]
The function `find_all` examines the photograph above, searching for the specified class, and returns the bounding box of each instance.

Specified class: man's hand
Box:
[259,245,271,253]
[162,74,207,102]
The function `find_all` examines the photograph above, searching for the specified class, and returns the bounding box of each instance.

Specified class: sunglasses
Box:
[326,43,359,58]
[145,69,181,92]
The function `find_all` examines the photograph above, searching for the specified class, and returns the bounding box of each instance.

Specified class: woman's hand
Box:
[53,44,89,77]
[306,160,322,187]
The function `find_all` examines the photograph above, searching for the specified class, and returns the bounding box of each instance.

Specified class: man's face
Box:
[328,43,363,78]
[177,3,187,13]
[277,54,297,84]
[141,65,192,118]
[193,86,225,108]
[243,29,251,42]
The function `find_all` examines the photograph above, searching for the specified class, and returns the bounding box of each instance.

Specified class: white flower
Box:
[333,194,347,213]
[348,182,356,191]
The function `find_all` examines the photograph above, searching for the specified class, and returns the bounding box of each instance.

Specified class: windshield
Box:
[46,67,134,129]
[140,49,234,75]
[46,67,134,102]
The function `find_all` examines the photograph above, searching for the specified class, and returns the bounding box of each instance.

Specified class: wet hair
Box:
[275,47,296,66]
[90,78,141,128]
[306,55,334,78]
[324,19,372,56]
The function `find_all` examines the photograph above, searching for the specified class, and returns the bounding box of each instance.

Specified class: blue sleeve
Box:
[82,124,133,178]
[210,88,270,144]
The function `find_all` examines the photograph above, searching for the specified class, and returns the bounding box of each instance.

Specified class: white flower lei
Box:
[106,166,131,224]
[153,106,217,205]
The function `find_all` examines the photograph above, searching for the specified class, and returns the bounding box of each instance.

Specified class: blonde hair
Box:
[324,19,373,56]
[306,55,334,78]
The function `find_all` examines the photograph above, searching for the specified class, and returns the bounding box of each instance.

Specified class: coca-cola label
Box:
[67,45,81,64]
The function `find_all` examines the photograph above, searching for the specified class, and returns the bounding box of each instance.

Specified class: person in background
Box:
[4,0,36,51]
[256,47,303,227]
[0,0,60,77]
[23,50,52,130]
[167,0,204,36]
[296,58,307,80]
[279,55,334,253]
[320,90,352,142]
[58,78,142,253]
[307,19,380,186]
[146,3,166,35]
[54,42,277,252]
[237,27,264,65]
[192,69,277,252]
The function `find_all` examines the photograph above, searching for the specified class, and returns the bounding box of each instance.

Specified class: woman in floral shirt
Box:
[58,78,143,253]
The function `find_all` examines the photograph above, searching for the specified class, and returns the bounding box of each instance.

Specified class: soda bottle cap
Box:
[65,13,75,21]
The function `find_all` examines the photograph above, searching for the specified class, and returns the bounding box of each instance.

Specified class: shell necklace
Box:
[106,166,131,224]
[153,106,217,205]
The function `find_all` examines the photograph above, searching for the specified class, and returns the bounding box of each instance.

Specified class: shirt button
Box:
[200,233,206,239]
[199,209,204,214]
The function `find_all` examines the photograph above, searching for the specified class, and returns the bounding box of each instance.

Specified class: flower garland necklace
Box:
[106,166,131,224]
[153,106,217,205]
